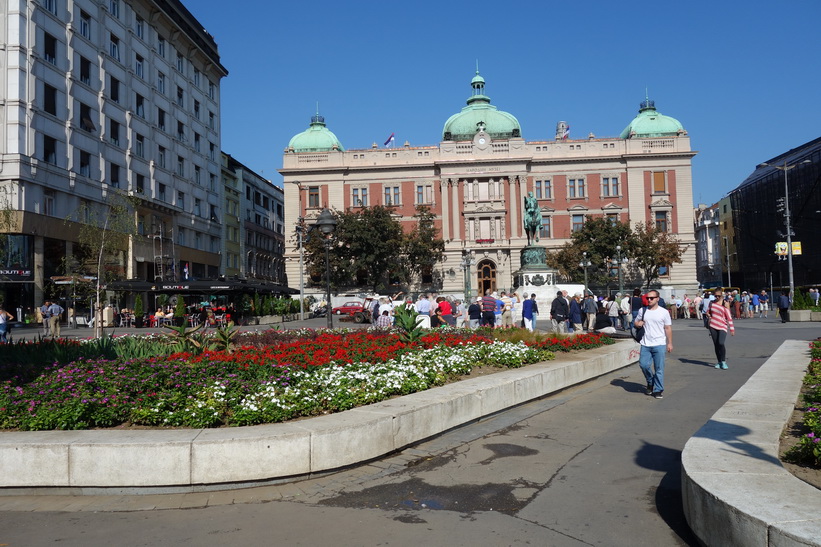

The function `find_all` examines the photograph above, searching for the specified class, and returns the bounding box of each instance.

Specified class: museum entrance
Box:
[476,259,496,296]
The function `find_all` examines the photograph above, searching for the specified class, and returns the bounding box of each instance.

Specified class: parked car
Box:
[332,301,365,316]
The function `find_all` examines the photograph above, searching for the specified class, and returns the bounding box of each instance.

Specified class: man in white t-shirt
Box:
[633,289,673,399]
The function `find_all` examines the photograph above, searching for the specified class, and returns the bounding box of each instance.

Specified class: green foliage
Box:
[163,318,205,354]
[791,290,813,311]
[629,221,685,289]
[133,294,144,318]
[174,294,186,318]
[208,321,239,353]
[399,205,446,287]
[392,304,425,343]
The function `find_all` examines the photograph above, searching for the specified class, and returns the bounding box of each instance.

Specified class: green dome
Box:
[620,99,685,139]
[442,71,521,141]
[288,115,344,152]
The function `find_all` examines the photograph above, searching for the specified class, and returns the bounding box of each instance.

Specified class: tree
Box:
[65,191,138,338]
[304,205,405,293]
[399,206,445,288]
[629,221,686,289]
[547,216,633,289]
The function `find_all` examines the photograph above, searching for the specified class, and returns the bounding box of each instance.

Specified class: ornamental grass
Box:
[0,328,613,431]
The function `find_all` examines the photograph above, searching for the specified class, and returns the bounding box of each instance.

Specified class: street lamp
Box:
[579,252,592,294]
[461,249,475,301]
[760,159,810,301]
[289,180,306,320]
[614,245,628,295]
[314,208,337,329]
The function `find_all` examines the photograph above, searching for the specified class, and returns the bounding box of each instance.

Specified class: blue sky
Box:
[190,0,820,206]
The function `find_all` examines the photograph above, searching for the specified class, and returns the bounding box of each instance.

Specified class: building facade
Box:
[693,202,722,288]
[281,72,698,298]
[727,137,821,291]
[0,0,227,312]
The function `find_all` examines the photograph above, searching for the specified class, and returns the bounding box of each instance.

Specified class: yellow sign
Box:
[775,242,802,256]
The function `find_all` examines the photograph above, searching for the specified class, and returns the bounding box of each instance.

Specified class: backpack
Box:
[631,307,647,342]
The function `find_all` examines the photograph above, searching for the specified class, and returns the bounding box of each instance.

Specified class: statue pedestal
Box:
[512,246,584,327]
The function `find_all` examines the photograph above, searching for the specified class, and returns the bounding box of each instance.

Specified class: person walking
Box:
[47,300,64,338]
[701,291,715,329]
[630,288,643,329]
[569,293,583,333]
[778,290,791,323]
[634,289,673,399]
[759,290,770,318]
[582,294,598,331]
[468,297,482,329]
[522,293,536,332]
[529,294,540,331]
[550,291,569,333]
[40,300,51,337]
[606,295,620,329]
[706,289,735,369]
[0,305,14,343]
[481,290,497,328]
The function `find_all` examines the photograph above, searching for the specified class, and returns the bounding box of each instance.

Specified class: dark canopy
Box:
[104,279,297,296]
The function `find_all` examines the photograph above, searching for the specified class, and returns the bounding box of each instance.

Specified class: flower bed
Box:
[784,340,821,467]
[0,328,613,431]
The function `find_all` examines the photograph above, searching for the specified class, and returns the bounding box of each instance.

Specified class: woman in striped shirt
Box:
[707,290,735,370]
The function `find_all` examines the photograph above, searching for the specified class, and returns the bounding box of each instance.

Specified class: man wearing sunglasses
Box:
[633,289,673,399]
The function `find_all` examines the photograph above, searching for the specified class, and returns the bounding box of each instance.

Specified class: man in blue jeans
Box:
[633,289,673,399]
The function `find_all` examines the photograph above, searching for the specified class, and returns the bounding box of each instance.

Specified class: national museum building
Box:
[281,71,698,297]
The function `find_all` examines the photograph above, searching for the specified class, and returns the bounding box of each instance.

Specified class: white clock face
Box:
[478,138,486,145]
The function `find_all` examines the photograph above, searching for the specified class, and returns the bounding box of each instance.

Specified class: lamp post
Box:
[614,245,628,295]
[289,180,306,320]
[579,252,592,295]
[461,249,475,301]
[722,236,732,287]
[760,159,810,301]
[314,208,337,329]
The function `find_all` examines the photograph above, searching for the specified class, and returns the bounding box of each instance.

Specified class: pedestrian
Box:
[468,297,482,329]
[569,293,583,333]
[493,292,503,327]
[415,293,431,316]
[630,288,643,328]
[522,293,536,332]
[759,290,770,318]
[47,300,64,338]
[40,300,51,337]
[455,299,466,328]
[778,290,791,323]
[0,305,14,343]
[811,288,820,307]
[481,289,496,327]
[606,295,620,329]
[582,293,597,331]
[500,291,514,328]
[634,289,673,399]
[620,293,631,330]
[701,291,715,328]
[375,309,393,328]
[693,293,703,321]
[706,289,734,369]
[550,291,569,333]
[530,294,540,331]
[682,294,692,319]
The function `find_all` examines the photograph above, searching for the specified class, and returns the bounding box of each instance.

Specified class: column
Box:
[451,179,460,241]
[439,179,450,241]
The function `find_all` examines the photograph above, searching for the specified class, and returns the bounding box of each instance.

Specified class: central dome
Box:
[442,71,521,141]
[288,114,345,153]
[620,99,685,139]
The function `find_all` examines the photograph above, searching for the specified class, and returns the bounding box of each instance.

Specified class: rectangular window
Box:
[208,111,215,130]
[544,179,552,199]
[109,34,120,61]
[176,85,184,107]
[194,198,202,217]
[158,146,166,168]
[176,156,184,177]
[177,228,185,246]
[384,186,400,205]
[157,71,165,94]
[109,163,120,187]
[352,188,368,207]
[208,81,215,100]
[44,0,57,14]
[109,119,120,146]
[569,178,585,198]
[135,17,144,39]
[79,103,95,131]
[177,121,185,141]
[43,135,57,163]
[195,232,202,250]
[79,151,91,176]
[135,93,145,117]
[209,142,216,161]
[109,0,119,18]
[176,53,184,73]
[194,166,201,185]
[157,36,165,57]
[80,56,91,85]
[135,133,144,157]
[135,173,145,194]
[653,171,666,193]
[606,213,619,225]
[157,108,166,131]
[158,183,166,201]
[137,214,145,234]
[535,180,542,199]
[44,191,55,216]
[210,174,216,191]
[44,33,57,64]
[80,11,91,39]
[194,100,200,119]
[308,187,320,208]
[109,76,120,103]
[655,211,668,232]
[193,69,200,86]
[194,133,200,152]
[135,54,144,78]
[177,191,185,210]
[572,214,585,233]
[540,216,551,239]
[611,177,619,196]
[43,83,57,115]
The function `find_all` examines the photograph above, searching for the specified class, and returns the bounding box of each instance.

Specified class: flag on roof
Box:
[561,125,570,140]
[384,132,395,147]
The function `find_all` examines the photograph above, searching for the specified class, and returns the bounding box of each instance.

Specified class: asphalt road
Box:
[1,317,818,546]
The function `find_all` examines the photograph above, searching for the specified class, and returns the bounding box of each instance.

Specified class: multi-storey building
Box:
[220,152,242,278]
[694,202,722,287]
[0,0,227,312]
[281,71,698,297]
